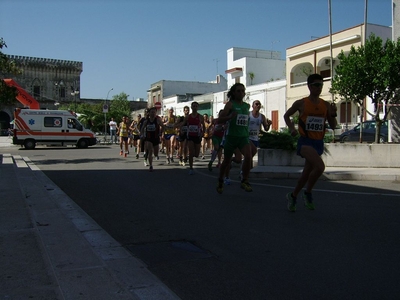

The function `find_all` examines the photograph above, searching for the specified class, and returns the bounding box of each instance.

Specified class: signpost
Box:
[154,101,162,110]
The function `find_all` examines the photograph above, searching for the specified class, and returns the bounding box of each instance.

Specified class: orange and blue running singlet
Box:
[298,97,328,140]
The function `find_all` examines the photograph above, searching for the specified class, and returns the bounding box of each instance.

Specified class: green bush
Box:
[259,129,334,150]
[259,130,298,150]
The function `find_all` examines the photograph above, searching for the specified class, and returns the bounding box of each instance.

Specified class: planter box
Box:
[258,143,400,168]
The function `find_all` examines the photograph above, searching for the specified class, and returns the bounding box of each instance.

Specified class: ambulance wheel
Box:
[77,139,89,149]
[24,139,36,150]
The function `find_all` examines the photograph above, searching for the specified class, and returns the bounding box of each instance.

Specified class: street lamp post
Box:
[104,88,113,142]
[54,80,64,108]
[71,86,80,113]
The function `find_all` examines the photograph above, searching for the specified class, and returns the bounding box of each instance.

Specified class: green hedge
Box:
[259,129,334,150]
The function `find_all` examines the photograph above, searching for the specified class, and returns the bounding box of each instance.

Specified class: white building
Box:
[225,47,286,88]
[148,47,287,130]
[147,76,227,115]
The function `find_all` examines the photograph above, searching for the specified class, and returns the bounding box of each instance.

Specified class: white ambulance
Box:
[13,108,97,149]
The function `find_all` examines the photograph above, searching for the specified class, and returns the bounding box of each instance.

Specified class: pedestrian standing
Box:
[109,118,118,144]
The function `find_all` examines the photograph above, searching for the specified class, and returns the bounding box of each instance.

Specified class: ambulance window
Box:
[44,117,63,127]
[67,118,76,129]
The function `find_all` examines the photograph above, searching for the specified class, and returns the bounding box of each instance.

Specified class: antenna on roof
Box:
[213,58,219,75]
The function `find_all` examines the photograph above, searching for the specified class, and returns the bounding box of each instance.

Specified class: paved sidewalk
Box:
[0,153,180,299]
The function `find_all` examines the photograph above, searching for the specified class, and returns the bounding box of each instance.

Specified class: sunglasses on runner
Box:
[309,82,324,88]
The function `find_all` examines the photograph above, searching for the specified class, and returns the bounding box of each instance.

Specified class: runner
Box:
[163,108,177,164]
[118,116,130,157]
[177,106,190,166]
[283,73,337,211]
[133,114,142,159]
[180,102,205,175]
[216,83,252,193]
[242,100,272,175]
[140,107,164,171]
[138,109,149,159]
[201,113,211,159]
[208,110,225,171]
[130,115,141,158]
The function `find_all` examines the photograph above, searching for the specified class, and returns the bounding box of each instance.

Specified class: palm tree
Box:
[249,72,255,85]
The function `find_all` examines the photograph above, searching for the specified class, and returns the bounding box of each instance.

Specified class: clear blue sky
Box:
[0,0,392,100]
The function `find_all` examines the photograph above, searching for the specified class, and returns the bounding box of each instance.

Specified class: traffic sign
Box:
[103,104,109,113]
[154,102,162,109]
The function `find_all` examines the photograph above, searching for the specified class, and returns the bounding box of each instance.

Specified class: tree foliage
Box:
[108,92,131,119]
[57,92,132,133]
[331,34,400,143]
[0,38,22,106]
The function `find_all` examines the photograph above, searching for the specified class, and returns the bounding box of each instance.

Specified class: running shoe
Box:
[182,160,186,166]
[208,161,213,171]
[216,179,224,194]
[144,160,148,167]
[201,155,205,160]
[144,152,148,160]
[171,157,174,163]
[286,193,297,212]
[119,150,123,156]
[188,169,194,175]
[224,177,231,185]
[167,158,171,164]
[136,154,139,159]
[149,166,153,172]
[124,153,127,158]
[155,156,159,160]
[303,192,315,210]
[240,180,253,192]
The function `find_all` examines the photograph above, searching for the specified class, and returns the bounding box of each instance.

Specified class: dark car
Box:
[339,120,388,143]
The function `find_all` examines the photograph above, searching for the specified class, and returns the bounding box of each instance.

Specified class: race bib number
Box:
[249,130,258,137]
[147,124,156,132]
[181,126,188,133]
[305,116,324,132]
[236,114,248,126]
[188,125,199,133]
[214,124,223,132]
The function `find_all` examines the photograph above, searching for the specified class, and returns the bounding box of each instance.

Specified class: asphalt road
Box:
[5,144,400,300]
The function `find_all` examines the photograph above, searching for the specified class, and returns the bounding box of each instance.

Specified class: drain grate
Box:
[126,241,214,266]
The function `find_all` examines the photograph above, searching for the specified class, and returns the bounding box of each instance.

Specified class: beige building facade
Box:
[286,23,391,126]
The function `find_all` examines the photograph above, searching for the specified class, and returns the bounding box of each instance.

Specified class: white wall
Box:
[226,47,285,88]
[246,80,286,129]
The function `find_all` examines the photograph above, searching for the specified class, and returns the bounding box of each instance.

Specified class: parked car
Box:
[325,124,343,141]
[339,120,388,143]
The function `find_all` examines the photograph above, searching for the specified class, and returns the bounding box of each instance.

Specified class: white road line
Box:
[2,153,13,164]
[199,169,400,197]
